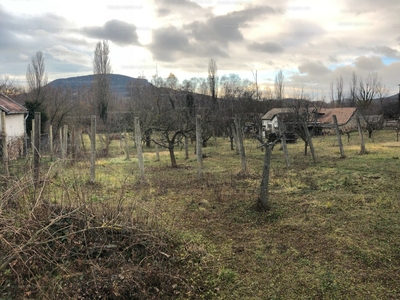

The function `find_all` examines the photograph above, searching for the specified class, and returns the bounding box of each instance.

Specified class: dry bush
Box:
[0,163,216,299]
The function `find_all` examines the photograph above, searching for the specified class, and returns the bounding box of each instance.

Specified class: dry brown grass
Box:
[1,130,400,299]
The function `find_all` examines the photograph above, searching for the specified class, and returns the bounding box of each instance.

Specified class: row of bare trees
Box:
[330,72,390,112]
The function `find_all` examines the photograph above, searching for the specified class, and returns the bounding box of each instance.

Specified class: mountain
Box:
[48,74,150,97]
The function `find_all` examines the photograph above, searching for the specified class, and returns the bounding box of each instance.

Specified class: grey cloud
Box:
[157,8,171,17]
[44,45,92,66]
[354,55,384,70]
[359,46,400,59]
[298,61,331,76]
[329,56,339,63]
[147,26,228,62]
[154,0,211,19]
[190,43,230,59]
[81,20,140,46]
[148,26,190,61]
[185,6,275,44]
[161,0,203,9]
[249,42,284,53]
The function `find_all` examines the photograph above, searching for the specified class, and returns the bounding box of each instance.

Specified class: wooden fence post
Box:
[333,115,345,158]
[124,129,130,160]
[235,115,247,172]
[1,112,9,177]
[184,134,189,160]
[31,119,35,156]
[33,112,41,186]
[232,123,240,155]
[90,115,96,183]
[49,125,54,161]
[134,117,145,181]
[71,126,76,162]
[63,125,68,159]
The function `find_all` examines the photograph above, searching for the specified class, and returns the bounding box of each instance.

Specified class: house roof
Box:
[262,108,292,120]
[0,92,27,114]
[317,107,357,126]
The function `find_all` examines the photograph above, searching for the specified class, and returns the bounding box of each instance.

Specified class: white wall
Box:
[4,114,25,141]
[262,117,279,135]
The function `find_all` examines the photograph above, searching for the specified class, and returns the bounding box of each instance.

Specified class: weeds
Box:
[1,131,400,299]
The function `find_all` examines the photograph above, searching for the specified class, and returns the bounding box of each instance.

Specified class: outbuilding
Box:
[0,92,28,159]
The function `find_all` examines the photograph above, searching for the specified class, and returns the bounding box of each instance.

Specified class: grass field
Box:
[1,129,400,299]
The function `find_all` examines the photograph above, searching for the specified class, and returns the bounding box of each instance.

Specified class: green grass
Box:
[3,129,400,299]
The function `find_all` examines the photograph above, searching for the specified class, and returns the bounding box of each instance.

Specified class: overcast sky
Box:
[2,0,400,98]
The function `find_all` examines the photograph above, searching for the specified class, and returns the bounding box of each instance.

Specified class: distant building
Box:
[261,108,292,135]
[316,107,360,130]
[0,92,28,159]
[262,107,361,136]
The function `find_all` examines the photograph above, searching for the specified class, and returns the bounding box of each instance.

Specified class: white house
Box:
[261,108,293,135]
[262,107,361,137]
[0,92,28,158]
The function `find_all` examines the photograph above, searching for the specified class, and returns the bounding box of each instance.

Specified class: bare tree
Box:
[336,75,343,107]
[274,70,284,100]
[93,40,112,124]
[46,86,74,138]
[262,86,274,100]
[198,78,208,95]
[166,73,179,90]
[330,81,335,105]
[0,75,23,97]
[348,71,358,107]
[251,70,262,101]
[25,51,49,134]
[285,85,320,158]
[376,82,389,113]
[208,59,218,102]
[357,72,379,110]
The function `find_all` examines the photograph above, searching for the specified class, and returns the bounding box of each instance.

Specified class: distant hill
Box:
[48,74,150,97]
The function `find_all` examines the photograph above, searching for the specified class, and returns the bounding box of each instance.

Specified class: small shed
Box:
[0,92,28,159]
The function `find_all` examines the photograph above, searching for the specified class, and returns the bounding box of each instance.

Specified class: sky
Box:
[1,0,400,99]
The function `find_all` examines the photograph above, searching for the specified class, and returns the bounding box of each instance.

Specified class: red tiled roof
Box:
[317,107,357,126]
[0,92,27,114]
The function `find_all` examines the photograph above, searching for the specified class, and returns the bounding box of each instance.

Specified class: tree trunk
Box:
[277,115,290,167]
[229,135,234,151]
[333,115,345,158]
[145,132,151,147]
[184,135,189,160]
[235,115,247,173]
[168,145,177,168]
[304,122,316,162]
[357,116,367,154]
[259,145,272,211]
[196,115,203,179]
[304,141,308,156]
